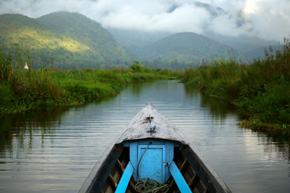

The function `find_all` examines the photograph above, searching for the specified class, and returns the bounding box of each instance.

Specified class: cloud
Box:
[0,0,289,42]
[240,0,290,41]
[98,2,212,34]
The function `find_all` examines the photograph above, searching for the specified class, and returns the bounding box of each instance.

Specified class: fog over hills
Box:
[104,0,283,62]
[0,3,285,69]
[134,32,241,64]
[1,0,288,42]
[108,27,281,63]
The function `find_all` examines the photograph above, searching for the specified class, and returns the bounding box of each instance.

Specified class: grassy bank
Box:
[0,53,180,114]
[182,38,290,136]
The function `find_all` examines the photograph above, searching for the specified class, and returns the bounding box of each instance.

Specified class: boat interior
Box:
[99,139,207,193]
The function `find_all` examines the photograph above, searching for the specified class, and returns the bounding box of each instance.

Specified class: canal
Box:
[0,80,289,192]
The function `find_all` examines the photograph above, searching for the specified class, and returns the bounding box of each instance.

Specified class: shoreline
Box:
[0,68,180,115]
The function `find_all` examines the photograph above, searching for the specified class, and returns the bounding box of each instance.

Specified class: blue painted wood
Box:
[115,161,134,193]
[169,161,192,193]
[129,142,138,181]
[138,144,166,183]
[165,141,174,180]
[129,140,174,183]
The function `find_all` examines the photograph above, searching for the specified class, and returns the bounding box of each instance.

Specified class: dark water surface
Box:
[0,80,289,193]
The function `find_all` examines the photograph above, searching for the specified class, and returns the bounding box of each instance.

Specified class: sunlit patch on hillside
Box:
[10,28,91,53]
[57,39,91,52]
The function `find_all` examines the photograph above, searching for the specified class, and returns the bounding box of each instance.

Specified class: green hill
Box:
[136,32,241,65]
[0,12,133,69]
[107,28,171,51]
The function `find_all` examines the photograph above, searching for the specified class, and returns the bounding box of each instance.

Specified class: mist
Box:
[0,0,289,42]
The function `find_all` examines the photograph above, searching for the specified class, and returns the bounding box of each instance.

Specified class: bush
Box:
[236,84,290,125]
[129,61,143,73]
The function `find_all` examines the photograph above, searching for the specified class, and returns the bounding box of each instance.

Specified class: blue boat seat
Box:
[169,161,192,193]
[115,161,134,193]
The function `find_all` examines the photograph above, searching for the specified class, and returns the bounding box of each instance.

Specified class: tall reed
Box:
[0,49,13,81]
[182,37,290,134]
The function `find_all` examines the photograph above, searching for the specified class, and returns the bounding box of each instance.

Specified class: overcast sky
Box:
[0,0,289,42]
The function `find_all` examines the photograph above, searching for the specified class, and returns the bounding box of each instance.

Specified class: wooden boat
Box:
[79,103,231,193]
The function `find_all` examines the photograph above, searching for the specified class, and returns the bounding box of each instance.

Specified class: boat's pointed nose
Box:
[146,102,152,106]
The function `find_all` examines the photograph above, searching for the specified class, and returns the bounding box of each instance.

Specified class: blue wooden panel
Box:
[169,161,192,193]
[128,140,174,183]
[138,145,166,183]
[115,161,134,193]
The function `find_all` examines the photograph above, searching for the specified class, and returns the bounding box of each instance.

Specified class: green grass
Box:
[182,38,290,136]
[0,53,180,114]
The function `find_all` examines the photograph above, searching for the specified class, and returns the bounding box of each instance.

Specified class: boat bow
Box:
[116,103,188,145]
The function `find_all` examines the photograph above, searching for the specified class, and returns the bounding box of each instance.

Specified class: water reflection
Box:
[0,108,68,153]
[0,80,289,193]
[256,131,290,162]
[184,86,237,120]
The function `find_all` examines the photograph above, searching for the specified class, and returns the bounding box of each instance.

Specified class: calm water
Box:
[0,80,289,193]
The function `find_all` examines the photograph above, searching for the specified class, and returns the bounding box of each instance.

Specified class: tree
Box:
[129,61,143,72]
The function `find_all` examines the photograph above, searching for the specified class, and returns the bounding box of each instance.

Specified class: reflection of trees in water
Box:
[200,95,237,120]
[0,107,70,154]
[256,132,290,162]
[185,86,290,163]
[184,86,237,120]
[0,95,116,157]
[124,81,170,99]
[127,82,153,98]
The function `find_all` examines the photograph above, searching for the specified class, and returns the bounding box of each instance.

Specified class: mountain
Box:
[1,11,279,70]
[107,1,227,54]
[109,27,280,64]
[107,28,171,51]
[243,45,284,60]
[0,12,133,69]
[135,32,242,65]
[106,0,280,63]
[205,32,281,59]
